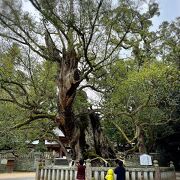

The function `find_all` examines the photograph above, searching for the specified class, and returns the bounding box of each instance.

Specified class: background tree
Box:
[157,17,180,69]
[96,6,180,156]
[101,60,179,154]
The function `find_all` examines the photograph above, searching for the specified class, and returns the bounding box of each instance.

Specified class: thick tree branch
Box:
[1,86,32,110]
[0,14,48,59]
[125,144,138,156]
[0,33,27,45]
[131,95,151,115]
[82,0,104,71]
[111,121,132,144]
[0,27,46,60]
[79,85,104,93]
[1,79,34,107]
[86,0,104,49]
[12,113,55,129]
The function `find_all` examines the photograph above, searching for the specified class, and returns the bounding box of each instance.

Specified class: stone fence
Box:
[36,160,176,180]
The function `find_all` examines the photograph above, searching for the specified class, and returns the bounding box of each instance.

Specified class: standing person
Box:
[76,159,86,180]
[114,160,125,180]
[105,168,114,180]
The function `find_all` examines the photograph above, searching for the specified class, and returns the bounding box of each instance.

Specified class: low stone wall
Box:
[0,152,51,172]
[0,164,6,172]
[124,153,161,167]
[14,157,35,171]
[0,158,35,172]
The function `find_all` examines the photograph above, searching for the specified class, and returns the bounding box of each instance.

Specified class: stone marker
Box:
[1,159,8,165]
[140,154,152,166]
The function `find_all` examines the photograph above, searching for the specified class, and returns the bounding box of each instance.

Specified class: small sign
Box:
[54,158,69,166]
[140,154,152,166]
[1,159,8,165]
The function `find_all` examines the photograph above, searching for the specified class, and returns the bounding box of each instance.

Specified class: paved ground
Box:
[176,172,180,180]
[0,172,35,180]
[0,171,179,180]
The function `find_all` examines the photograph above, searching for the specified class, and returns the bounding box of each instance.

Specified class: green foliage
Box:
[102,60,179,152]
[0,101,28,153]
[0,43,20,77]
[0,44,58,153]
[0,100,54,154]
[157,17,180,69]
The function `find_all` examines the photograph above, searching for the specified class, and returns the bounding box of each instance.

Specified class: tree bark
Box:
[56,48,80,145]
[73,111,116,160]
[56,49,115,159]
[137,125,147,154]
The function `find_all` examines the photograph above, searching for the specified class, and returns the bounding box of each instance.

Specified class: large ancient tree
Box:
[0,0,161,159]
[0,0,114,159]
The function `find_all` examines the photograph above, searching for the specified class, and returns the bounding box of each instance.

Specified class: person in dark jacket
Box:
[76,159,86,180]
[114,159,125,180]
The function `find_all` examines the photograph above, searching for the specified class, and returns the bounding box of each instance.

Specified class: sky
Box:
[152,0,180,30]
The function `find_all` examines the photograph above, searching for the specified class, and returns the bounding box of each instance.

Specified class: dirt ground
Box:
[0,172,35,179]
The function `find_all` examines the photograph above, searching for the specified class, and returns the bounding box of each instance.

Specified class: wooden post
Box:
[85,159,92,180]
[35,161,40,180]
[170,161,176,180]
[154,160,161,180]
[34,152,42,169]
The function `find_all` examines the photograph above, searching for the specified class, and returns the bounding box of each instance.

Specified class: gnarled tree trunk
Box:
[56,48,115,160]
[74,112,116,160]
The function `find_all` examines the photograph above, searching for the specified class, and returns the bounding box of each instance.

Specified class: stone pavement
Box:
[176,172,180,180]
[0,172,35,180]
[1,172,179,180]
